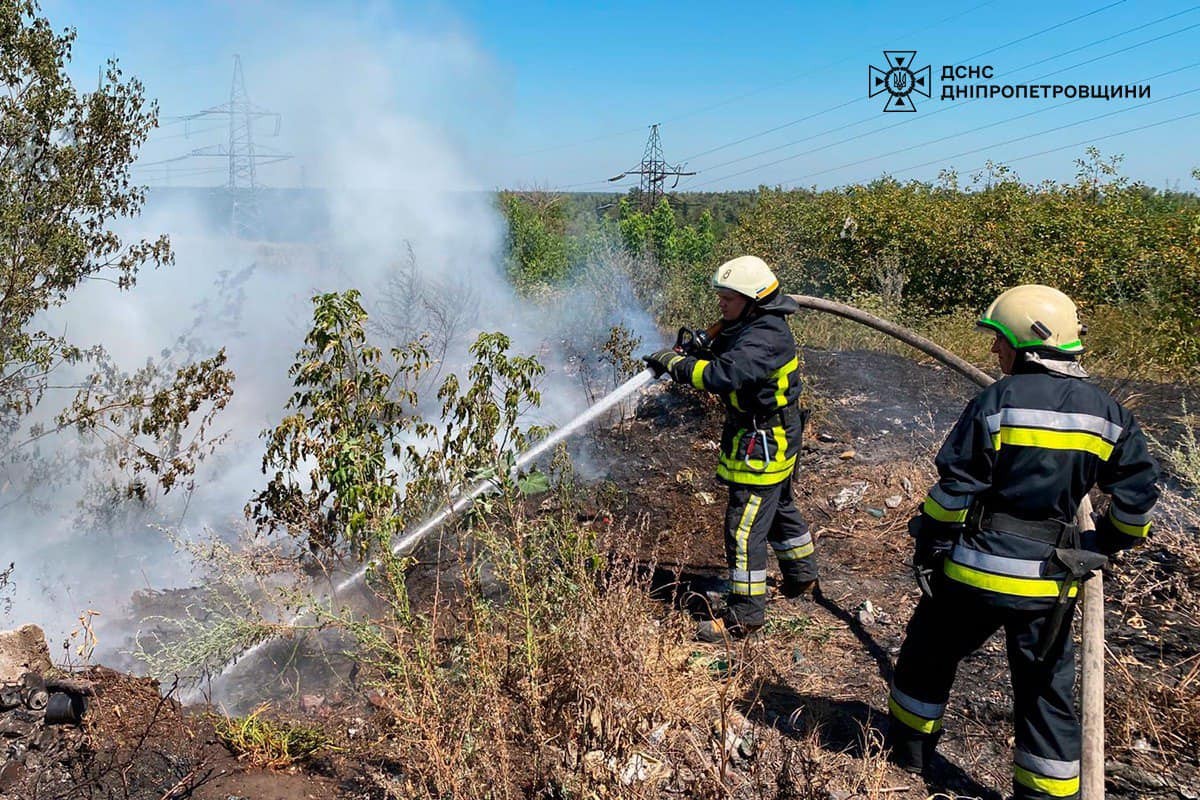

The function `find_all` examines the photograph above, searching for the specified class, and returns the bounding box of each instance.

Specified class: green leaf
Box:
[517,470,550,496]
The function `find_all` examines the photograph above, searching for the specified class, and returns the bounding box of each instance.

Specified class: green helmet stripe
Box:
[977,318,1083,353]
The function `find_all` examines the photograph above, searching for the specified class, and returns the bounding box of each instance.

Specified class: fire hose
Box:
[198,295,1103,800]
[780,294,1104,800]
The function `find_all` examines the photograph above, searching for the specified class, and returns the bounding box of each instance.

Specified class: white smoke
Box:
[0,3,656,658]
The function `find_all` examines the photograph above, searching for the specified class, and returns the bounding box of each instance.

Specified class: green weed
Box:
[212,704,332,769]
[1148,399,1200,491]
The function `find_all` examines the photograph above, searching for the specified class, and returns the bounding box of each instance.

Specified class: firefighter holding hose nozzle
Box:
[642,255,817,643]
[886,285,1160,800]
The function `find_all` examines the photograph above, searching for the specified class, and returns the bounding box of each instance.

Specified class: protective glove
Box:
[1090,511,1134,557]
[642,349,682,380]
[908,515,954,599]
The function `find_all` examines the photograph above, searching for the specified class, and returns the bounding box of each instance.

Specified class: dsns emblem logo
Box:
[721,268,732,280]
[869,51,930,112]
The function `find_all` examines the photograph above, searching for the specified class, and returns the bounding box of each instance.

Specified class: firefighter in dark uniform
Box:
[886,285,1160,800]
[643,255,817,642]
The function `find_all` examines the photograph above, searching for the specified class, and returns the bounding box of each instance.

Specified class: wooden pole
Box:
[1078,504,1105,800]
[785,294,1104,798]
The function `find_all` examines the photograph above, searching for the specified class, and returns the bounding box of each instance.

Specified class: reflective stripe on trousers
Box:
[888,685,945,734]
[729,495,762,597]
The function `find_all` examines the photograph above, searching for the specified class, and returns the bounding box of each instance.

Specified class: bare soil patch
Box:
[8,347,1196,799]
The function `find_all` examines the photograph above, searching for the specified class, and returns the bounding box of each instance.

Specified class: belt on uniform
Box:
[976,510,1077,546]
[730,404,804,431]
[971,510,1103,662]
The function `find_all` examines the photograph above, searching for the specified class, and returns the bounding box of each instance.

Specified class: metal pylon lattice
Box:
[182,55,291,239]
[227,55,256,191]
[609,124,696,211]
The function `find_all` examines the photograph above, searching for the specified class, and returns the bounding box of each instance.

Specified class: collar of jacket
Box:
[1016,350,1090,379]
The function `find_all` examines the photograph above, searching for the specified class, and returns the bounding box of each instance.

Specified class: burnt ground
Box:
[589,346,1199,800]
[4,346,1197,799]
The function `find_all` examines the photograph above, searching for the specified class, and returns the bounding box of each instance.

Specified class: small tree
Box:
[249,289,549,561]
[0,0,232,497]
[1,0,168,422]
[248,290,433,559]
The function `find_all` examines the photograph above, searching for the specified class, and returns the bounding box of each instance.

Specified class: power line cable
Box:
[686,6,1198,176]
[131,154,195,169]
[512,125,649,159]
[685,17,1200,189]
[846,86,1200,181]
[136,165,228,175]
[512,0,1001,159]
[1032,18,1200,82]
[677,0,1133,163]
[544,175,637,191]
[686,12,1199,179]
[916,108,1200,177]
[780,61,1200,184]
[664,0,1003,128]
[1008,4,1198,75]
[951,0,1127,62]
[145,123,228,142]
[145,165,226,176]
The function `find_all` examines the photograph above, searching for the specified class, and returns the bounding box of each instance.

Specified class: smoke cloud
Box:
[0,3,657,659]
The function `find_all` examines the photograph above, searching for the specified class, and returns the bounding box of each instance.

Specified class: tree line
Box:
[501,154,1200,377]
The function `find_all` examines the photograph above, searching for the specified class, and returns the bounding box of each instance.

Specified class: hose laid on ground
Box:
[786,294,1103,800]
[787,294,994,389]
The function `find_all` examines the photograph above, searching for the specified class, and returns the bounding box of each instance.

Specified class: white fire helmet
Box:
[977,284,1085,354]
[711,255,780,300]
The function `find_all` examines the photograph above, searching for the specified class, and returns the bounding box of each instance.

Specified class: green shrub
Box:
[499,191,571,291]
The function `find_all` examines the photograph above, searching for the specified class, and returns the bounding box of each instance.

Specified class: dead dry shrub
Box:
[763,722,895,800]
[1106,651,1200,765]
[344,468,768,800]
[1103,488,1200,766]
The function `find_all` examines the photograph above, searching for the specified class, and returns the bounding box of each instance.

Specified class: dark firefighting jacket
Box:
[662,292,804,487]
[919,361,1159,608]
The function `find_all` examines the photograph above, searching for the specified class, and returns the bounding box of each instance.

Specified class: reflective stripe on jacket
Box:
[666,293,804,487]
[920,367,1159,606]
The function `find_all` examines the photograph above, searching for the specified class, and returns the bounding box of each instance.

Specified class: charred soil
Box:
[6,347,1197,799]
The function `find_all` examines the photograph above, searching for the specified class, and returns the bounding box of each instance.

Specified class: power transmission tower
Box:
[182,55,291,239]
[609,124,695,211]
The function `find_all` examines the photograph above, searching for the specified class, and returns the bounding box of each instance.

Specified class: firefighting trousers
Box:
[888,586,1081,800]
[723,477,817,627]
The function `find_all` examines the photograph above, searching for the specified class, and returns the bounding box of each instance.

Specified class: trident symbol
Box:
[869,50,931,112]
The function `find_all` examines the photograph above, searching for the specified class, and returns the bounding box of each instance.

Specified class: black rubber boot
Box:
[695,617,761,644]
[780,578,817,599]
[885,726,940,775]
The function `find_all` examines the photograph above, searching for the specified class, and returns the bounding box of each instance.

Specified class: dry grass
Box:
[1148,399,1200,491]
[1106,652,1200,764]
[1104,488,1200,767]
[757,725,898,800]
[335,465,946,799]
[342,487,779,799]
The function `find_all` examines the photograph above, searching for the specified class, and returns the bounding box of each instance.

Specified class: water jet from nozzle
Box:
[186,368,658,705]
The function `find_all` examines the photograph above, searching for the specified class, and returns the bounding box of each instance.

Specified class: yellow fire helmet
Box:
[978,284,1085,354]
[711,255,780,300]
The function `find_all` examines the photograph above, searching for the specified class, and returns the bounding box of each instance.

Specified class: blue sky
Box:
[45,0,1200,192]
